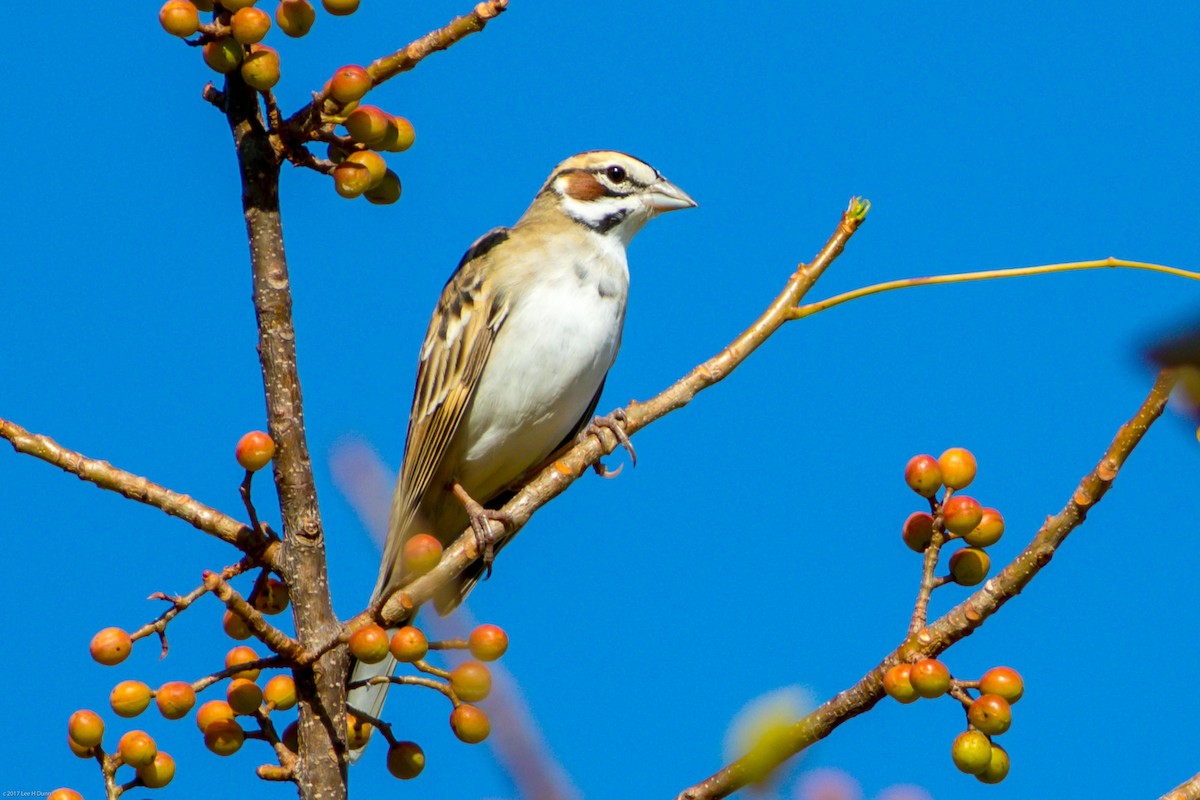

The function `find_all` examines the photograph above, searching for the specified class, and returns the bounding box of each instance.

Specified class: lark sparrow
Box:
[348,151,695,739]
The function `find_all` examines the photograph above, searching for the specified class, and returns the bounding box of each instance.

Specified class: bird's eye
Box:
[605,165,627,183]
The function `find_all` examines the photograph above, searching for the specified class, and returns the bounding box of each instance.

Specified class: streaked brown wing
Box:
[375,229,510,599]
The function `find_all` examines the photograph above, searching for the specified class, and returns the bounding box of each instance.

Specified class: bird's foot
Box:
[583,408,637,478]
[451,483,511,579]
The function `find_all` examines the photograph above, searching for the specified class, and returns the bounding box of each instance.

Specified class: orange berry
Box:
[264,674,297,710]
[241,44,280,91]
[281,721,299,753]
[111,680,153,718]
[276,0,315,37]
[389,626,428,662]
[882,664,918,704]
[202,37,244,74]
[48,791,83,800]
[159,1,200,37]
[942,495,984,536]
[118,729,158,768]
[196,699,236,732]
[90,627,133,666]
[222,609,251,640]
[976,743,1010,784]
[468,624,508,661]
[138,751,176,788]
[377,116,415,153]
[401,533,442,576]
[901,511,935,552]
[225,645,262,680]
[450,661,492,703]
[68,710,105,749]
[364,170,402,205]
[332,161,373,199]
[235,430,274,471]
[386,740,425,779]
[67,735,95,759]
[964,507,1005,548]
[323,0,360,15]
[155,681,197,720]
[204,719,245,756]
[968,693,1012,736]
[904,454,942,498]
[344,105,389,145]
[253,577,290,615]
[979,666,1024,704]
[227,678,264,715]
[952,729,992,775]
[347,713,372,749]
[345,150,387,189]
[329,65,372,104]
[948,547,990,586]
[349,624,391,664]
[231,6,271,43]
[449,704,490,744]
[938,447,977,490]
[909,658,951,698]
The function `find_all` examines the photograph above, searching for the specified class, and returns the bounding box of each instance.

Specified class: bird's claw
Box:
[585,409,636,474]
[452,483,511,580]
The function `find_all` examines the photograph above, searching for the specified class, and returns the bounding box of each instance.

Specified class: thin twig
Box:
[0,418,277,565]
[135,558,256,658]
[674,369,1177,799]
[1160,770,1200,800]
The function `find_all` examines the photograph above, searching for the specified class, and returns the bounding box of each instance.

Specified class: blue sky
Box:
[3,2,1198,799]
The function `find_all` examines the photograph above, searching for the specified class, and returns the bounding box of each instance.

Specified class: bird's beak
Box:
[644,177,697,212]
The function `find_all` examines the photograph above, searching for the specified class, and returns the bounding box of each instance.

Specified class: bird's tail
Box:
[346,651,397,763]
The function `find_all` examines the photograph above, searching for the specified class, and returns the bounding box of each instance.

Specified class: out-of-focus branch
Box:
[0,418,277,566]
[674,369,1177,800]
[1160,770,1200,800]
[378,198,871,623]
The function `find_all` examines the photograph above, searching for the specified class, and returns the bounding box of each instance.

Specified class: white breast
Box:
[455,245,629,499]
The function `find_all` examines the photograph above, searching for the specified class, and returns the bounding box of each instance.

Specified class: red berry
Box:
[904,454,942,497]
[882,664,918,704]
[979,666,1024,704]
[901,512,935,552]
[118,729,158,768]
[948,547,990,586]
[386,740,425,779]
[909,658,951,698]
[402,533,442,575]
[159,1,200,37]
[110,680,153,718]
[964,507,1005,547]
[952,729,992,775]
[156,681,197,720]
[976,743,1010,783]
[938,447,977,490]
[468,624,508,661]
[68,710,104,749]
[942,495,984,536]
[90,627,133,666]
[137,751,176,788]
[968,693,1012,736]
[329,65,372,104]
[389,626,428,662]
[349,624,391,664]
[276,0,315,37]
[449,704,490,744]
[236,430,275,471]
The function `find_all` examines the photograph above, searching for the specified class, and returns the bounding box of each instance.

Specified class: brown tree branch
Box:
[222,63,347,799]
[378,198,871,623]
[0,418,277,565]
[1160,770,1200,800]
[203,571,307,663]
[674,368,1178,799]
